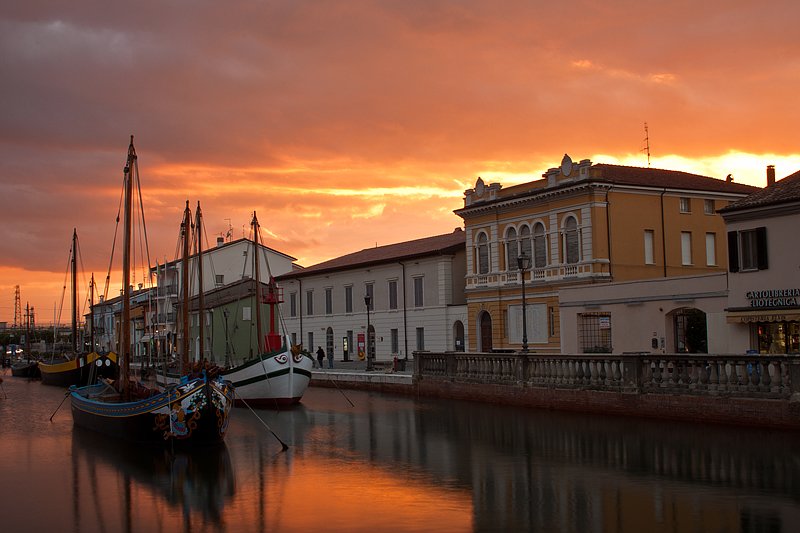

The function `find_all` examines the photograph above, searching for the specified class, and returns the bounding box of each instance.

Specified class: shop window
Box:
[758,322,800,354]
[579,313,612,353]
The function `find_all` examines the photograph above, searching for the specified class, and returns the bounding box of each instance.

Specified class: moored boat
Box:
[10,360,40,378]
[70,136,233,445]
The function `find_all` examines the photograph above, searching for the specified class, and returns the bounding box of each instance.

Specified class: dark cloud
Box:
[0,0,798,320]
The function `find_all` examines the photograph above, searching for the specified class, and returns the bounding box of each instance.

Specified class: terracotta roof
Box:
[718,170,800,212]
[593,164,760,194]
[275,229,466,280]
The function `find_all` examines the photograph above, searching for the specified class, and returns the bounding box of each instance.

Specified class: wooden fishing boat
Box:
[70,136,233,444]
[155,211,312,406]
[40,351,117,386]
[41,230,119,387]
[10,361,40,378]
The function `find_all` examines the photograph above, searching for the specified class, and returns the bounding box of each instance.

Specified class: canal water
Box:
[1,375,799,533]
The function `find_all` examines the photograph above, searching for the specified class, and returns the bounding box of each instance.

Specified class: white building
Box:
[151,237,296,358]
[720,166,800,353]
[275,229,468,361]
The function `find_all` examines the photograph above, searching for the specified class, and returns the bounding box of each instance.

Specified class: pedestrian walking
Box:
[327,348,334,368]
[316,346,325,369]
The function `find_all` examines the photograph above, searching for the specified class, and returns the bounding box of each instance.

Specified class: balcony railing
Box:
[468,260,609,288]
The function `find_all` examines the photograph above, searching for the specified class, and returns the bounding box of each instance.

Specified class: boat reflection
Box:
[71,426,235,528]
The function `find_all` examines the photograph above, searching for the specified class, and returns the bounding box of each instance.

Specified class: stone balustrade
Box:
[413,352,800,399]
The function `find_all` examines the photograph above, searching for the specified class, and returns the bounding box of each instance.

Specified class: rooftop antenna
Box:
[640,122,651,167]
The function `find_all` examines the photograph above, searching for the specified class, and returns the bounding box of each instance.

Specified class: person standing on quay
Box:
[316,346,325,370]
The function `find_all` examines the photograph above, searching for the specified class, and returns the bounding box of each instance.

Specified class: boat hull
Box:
[10,361,40,378]
[222,348,313,406]
[70,374,233,445]
[155,344,313,406]
[40,352,118,387]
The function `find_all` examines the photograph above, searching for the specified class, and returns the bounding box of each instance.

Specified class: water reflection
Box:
[2,376,800,532]
[71,427,235,530]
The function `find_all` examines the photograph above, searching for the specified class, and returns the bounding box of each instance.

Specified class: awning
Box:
[726,310,800,323]
[139,335,151,342]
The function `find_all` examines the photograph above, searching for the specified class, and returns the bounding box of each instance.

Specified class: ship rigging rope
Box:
[103,170,127,302]
[134,157,153,284]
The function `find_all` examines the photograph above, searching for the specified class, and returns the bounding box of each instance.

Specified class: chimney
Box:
[767,165,776,187]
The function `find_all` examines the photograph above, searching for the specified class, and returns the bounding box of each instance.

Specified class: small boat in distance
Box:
[40,229,118,387]
[70,136,233,445]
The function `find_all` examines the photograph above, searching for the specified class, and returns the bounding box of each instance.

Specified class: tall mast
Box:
[181,200,191,375]
[252,212,262,353]
[121,135,135,399]
[72,228,78,353]
[195,201,204,363]
[89,274,95,353]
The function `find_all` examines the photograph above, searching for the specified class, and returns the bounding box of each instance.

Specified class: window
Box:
[681,232,692,265]
[290,293,297,317]
[565,217,579,264]
[477,232,489,274]
[291,332,296,346]
[549,306,555,337]
[345,286,353,313]
[680,197,691,213]
[520,225,532,263]
[728,227,768,272]
[416,327,425,351]
[506,227,518,270]
[325,288,332,315]
[243,306,251,321]
[307,332,313,353]
[644,230,655,264]
[391,328,399,354]
[215,274,224,286]
[413,277,424,307]
[704,199,715,215]
[388,280,398,310]
[705,233,716,266]
[579,313,612,353]
[365,284,374,310]
[533,223,547,268]
[306,291,314,316]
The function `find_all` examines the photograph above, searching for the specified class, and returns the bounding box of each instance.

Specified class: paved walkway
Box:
[309,357,412,386]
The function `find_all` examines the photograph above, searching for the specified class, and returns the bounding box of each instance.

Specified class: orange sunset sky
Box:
[1,1,799,325]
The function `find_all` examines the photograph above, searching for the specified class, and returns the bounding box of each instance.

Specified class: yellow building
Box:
[455,155,758,353]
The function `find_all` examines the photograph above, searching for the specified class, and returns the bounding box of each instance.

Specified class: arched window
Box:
[565,217,579,264]
[477,232,489,274]
[506,227,518,270]
[533,223,547,268]
[519,225,532,263]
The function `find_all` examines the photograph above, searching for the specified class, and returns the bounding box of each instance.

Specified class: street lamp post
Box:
[517,253,530,354]
[364,294,374,371]
[223,308,231,367]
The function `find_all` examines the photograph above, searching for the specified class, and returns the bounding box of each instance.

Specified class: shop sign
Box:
[746,288,800,308]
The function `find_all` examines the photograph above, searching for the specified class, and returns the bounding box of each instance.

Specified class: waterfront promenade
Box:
[311,351,800,429]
